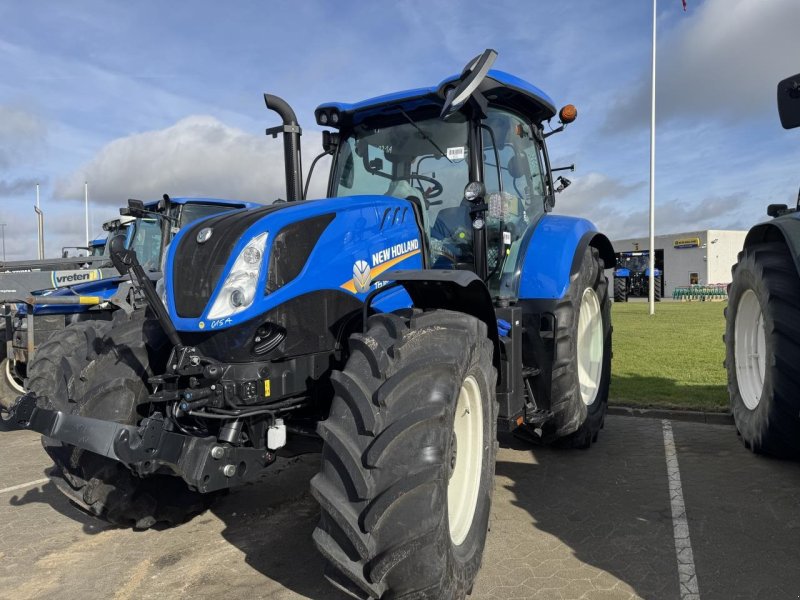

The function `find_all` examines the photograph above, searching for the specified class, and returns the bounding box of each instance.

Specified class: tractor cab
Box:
[317,54,574,300]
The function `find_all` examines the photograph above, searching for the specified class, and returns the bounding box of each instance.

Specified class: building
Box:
[610,229,748,299]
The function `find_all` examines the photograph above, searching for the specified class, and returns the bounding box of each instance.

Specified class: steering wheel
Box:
[394,174,444,206]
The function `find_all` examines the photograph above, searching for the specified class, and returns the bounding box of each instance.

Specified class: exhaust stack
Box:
[264,94,303,202]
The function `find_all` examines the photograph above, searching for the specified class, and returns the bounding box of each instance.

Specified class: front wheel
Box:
[725,242,800,457]
[311,309,497,599]
[35,315,216,528]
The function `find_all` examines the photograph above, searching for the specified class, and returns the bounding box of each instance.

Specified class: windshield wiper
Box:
[398,107,454,164]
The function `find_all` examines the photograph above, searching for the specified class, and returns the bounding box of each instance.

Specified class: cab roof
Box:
[316,69,557,128]
[142,197,261,210]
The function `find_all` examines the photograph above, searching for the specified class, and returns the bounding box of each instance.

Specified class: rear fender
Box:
[744,214,800,275]
[518,215,615,300]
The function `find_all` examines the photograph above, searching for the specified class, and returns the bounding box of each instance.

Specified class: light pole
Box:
[0,223,5,261]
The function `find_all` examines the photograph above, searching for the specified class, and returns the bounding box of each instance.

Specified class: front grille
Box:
[266,213,334,293]
[172,205,283,318]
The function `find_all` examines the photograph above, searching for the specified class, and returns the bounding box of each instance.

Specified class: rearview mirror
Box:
[777,73,800,129]
[440,49,497,121]
[120,198,148,218]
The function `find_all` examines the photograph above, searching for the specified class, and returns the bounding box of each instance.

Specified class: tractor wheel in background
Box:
[654,274,663,302]
[26,319,113,412]
[613,277,627,303]
[311,309,497,600]
[0,358,23,409]
[725,242,800,457]
[0,318,22,408]
[36,315,217,528]
[548,246,612,448]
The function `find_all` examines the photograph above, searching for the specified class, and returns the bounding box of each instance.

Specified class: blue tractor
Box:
[613,250,662,302]
[2,51,614,599]
[725,72,800,457]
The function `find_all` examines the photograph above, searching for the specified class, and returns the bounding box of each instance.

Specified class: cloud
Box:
[0,177,40,197]
[604,0,800,131]
[554,172,757,240]
[55,116,331,206]
[0,105,47,169]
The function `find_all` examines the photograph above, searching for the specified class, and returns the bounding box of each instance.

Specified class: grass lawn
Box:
[609,301,729,412]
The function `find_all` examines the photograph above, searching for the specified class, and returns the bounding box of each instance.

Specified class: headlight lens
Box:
[207,232,268,320]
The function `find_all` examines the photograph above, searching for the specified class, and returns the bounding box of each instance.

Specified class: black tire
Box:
[654,274,662,302]
[0,358,22,409]
[613,276,627,303]
[26,319,113,411]
[725,242,800,457]
[548,246,612,448]
[37,315,216,528]
[311,309,497,600]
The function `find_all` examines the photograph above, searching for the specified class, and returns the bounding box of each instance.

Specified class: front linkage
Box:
[1,234,288,494]
[1,392,278,493]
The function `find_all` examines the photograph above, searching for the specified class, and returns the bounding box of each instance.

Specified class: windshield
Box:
[129,218,163,271]
[333,114,471,266]
[618,252,650,272]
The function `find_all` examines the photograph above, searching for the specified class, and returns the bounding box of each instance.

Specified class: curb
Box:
[608,405,734,426]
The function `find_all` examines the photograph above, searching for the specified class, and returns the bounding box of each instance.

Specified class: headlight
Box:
[207,232,268,320]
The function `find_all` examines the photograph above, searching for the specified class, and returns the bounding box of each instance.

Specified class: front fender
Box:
[517,215,614,300]
[744,212,800,276]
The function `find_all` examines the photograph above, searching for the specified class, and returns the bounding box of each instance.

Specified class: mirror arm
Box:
[543,124,566,138]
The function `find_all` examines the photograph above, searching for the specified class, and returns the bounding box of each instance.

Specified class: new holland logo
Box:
[197,227,213,244]
[341,239,421,294]
[352,260,371,293]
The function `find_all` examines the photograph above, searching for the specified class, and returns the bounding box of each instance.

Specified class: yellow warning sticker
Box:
[264,380,271,397]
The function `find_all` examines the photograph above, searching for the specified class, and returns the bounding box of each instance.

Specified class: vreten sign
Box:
[673,238,700,249]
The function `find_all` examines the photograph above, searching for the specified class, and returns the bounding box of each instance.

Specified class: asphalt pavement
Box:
[0,415,798,600]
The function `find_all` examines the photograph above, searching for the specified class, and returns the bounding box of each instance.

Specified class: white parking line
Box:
[0,478,48,495]
[663,419,700,600]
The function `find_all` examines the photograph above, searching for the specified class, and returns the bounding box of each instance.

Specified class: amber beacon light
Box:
[559,104,577,124]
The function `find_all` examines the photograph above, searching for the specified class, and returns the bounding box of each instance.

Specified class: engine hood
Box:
[165,195,424,333]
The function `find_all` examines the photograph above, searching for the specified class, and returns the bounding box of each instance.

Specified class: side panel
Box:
[517,215,609,300]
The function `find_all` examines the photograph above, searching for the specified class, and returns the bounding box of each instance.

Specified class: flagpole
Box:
[35,182,45,260]
[84,181,90,247]
[648,0,657,315]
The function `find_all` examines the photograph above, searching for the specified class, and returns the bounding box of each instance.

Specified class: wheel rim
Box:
[448,374,483,546]
[4,359,24,394]
[734,289,767,410]
[577,287,604,406]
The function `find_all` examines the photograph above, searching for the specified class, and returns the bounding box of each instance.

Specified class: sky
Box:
[1,0,799,261]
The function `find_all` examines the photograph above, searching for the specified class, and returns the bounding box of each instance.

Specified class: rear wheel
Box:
[311,309,497,599]
[613,276,627,303]
[548,246,612,447]
[36,315,216,528]
[725,242,800,457]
